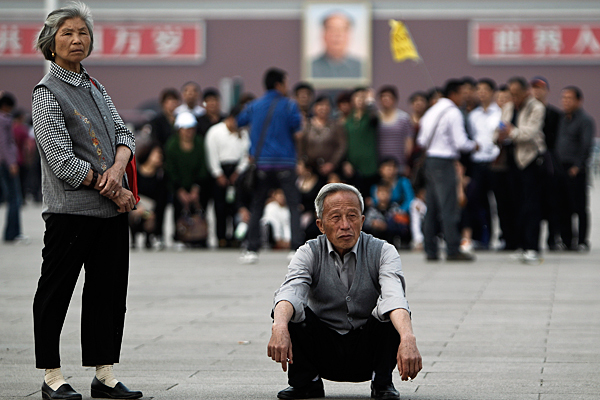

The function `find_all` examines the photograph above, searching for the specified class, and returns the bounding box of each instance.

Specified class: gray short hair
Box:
[314,183,364,220]
[36,1,94,61]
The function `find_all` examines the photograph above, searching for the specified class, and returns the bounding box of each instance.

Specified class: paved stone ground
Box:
[1,181,600,400]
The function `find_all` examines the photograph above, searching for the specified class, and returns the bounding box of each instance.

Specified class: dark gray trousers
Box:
[423,157,461,257]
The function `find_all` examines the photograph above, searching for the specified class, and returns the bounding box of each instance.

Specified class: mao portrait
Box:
[303,2,371,88]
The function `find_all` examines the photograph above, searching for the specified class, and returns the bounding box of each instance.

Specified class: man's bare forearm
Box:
[273,300,294,327]
[389,308,416,341]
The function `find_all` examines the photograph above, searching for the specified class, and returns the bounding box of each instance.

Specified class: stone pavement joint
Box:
[1,180,600,399]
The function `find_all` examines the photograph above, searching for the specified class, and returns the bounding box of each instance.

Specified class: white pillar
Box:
[44,0,59,74]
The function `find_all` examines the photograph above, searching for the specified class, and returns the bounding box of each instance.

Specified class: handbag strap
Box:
[253,97,280,162]
[423,106,451,151]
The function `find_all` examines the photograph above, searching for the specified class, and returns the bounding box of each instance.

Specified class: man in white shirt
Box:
[416,79,478,261]
[204,105,249,247]
[175,81,206,118]
[462,78,501,252]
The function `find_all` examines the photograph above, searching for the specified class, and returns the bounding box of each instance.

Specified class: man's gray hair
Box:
[314,183,364,219]
[36,1,94,61]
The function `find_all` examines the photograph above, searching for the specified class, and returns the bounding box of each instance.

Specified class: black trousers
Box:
[557,163,589,247]
[33,213,130,368]
[514,160,544,252]
[213,163,239,242]
[287,308,400,387]
[490,168,519,251]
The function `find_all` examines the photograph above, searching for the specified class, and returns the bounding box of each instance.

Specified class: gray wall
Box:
[1,18,599,131]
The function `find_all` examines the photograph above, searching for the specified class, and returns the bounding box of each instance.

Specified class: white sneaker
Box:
[460,239,473,254]
[522,250,541,264]
[12,234,31,245]
[239,251,258,264]
[286,250,296,262]
[510,249,525,261]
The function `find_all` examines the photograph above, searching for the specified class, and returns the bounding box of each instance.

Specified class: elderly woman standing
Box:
[31,2,142,399]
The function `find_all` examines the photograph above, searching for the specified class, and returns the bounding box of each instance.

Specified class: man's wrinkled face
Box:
[317,191,364,256]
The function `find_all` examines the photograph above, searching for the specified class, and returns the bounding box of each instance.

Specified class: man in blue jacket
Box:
[237,68,303,264]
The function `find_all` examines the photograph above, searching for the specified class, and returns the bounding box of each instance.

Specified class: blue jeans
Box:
[0,164,22,241]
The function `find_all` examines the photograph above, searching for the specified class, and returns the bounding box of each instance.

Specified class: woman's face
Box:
[313,100,331,120]
[53,17,91,72]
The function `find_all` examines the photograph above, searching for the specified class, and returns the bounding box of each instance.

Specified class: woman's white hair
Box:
[314,183,364,219]
[36,1,94,61]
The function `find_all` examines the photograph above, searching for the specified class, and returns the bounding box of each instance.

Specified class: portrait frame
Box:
[302,1,372,89]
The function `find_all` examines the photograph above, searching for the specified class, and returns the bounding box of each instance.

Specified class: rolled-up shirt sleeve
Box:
[373,242,410,321]
[32,86,90,188]
[272,243,314,323]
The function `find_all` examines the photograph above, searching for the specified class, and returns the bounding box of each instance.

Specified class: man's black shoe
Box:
[277,379,324,399]
[41,382,82,400]
[446,252,475,261]
[90,377,142,399]
[371,381,399,400]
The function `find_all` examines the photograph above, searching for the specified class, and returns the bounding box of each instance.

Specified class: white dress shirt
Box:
[204,122,250,178]
[468,102,501,163]
[417,97,476,159]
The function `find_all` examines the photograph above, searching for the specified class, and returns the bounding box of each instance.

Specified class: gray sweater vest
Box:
[35,73,121,218]
[307,232,384,331]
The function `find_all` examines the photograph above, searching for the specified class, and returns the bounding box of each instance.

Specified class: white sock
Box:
[45,368,67,391]
[96,365,119,388]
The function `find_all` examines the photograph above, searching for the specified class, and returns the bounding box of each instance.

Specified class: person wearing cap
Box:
[164,112,209,244]
[530,76,563,250]
[555,86,595,252]
[495,77,546,264]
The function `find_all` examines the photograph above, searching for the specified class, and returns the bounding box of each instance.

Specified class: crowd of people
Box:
[1,68,597,265]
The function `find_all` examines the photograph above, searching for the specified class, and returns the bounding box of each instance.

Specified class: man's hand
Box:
[396,333,422,381]
[267,300,295,372]
[9,163,19,177]
[112,188,136,213]
[267,323,293,372]
[389,308,422,381]
[569,166,580,177]
[229,172,239,185]
[216,174,228,187]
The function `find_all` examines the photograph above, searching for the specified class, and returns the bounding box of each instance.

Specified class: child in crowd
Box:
[410,186,427,251]
[364,184,411,248]
[261,189,291,250]
[370,157,414,212]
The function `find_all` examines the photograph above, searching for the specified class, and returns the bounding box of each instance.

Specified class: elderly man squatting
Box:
[267,183,422,400]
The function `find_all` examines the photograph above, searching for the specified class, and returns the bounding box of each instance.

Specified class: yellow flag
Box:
[389,20,420,62]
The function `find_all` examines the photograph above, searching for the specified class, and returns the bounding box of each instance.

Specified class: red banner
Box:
[470,21,600,64]
[0,22,205,64]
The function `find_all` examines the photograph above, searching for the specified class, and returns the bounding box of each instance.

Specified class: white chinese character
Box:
[0,25,22,55]
[494,27,521,54]
[573,25,600,54]
[153,26,183,56]
[112,27,141,56]
[534,26,562,54]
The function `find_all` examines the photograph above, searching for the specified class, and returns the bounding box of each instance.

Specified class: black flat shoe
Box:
[277,378,324,399]
[41,382,82,400]
[371,381,399,400]
[90,377,142,399]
